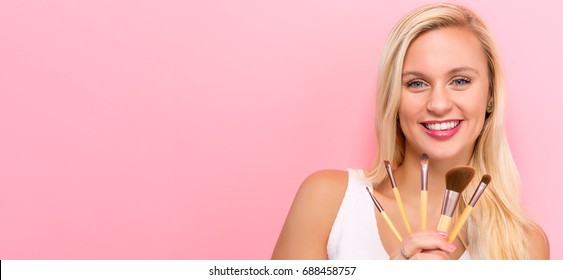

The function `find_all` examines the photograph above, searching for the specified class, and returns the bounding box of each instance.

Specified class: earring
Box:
[486,101,493,113]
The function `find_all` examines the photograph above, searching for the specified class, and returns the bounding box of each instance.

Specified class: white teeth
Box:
[424,121,459,131]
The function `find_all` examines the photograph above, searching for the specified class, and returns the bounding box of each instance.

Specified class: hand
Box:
[391,231,456,260]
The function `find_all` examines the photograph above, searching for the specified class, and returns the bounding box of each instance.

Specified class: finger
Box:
[409,250,451,260]
[402,231,456,256]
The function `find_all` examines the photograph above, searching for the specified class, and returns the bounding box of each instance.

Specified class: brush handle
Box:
[392,188,411,234]
[381,211,403,242]
[436,215,452,232]
[420,190,427,230]
[448,206,473,243]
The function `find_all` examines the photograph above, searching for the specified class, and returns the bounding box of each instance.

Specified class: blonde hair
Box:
[365,3,532,259]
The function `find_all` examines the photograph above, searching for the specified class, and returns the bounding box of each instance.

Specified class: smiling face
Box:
[398,27,490,162]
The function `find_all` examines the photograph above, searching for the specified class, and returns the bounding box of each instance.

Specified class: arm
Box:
[389,231,457,260]
[271,170,348,259]
[527,223,550,259]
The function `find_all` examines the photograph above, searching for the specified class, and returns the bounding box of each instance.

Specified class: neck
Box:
[392,151,471,203]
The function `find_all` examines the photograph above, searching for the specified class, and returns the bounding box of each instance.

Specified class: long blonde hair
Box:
[365,3,532,259]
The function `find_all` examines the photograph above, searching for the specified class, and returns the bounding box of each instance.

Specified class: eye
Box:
[405,79,428,89]
[450,77,471,87]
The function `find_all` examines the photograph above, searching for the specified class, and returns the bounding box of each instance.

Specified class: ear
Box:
[486,98,494,115]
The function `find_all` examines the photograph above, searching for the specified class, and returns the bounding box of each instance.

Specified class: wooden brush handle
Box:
[381,211,403,242]
[448,206,473,243]
[436,215,452,232]
[392,188,411,234]
[420,190,427,230]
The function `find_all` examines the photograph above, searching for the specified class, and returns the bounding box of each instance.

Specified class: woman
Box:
[272,3,550,260]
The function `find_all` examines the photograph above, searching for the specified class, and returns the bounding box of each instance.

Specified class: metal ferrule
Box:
[385,164,398,189]
[440,190,461,217]
[421,164,428,191]
[366,187,384,212]
[468,181,488,207]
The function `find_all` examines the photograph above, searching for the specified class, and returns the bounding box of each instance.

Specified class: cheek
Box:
[397,97,410,125]
[458,96,488,129]
[398,94,422,133]
[398,93,425,121]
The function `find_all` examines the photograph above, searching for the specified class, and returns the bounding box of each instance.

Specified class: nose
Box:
[426,85,453,115]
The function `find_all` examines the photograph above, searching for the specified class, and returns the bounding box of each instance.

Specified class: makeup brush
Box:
[447,174,491,242]
[366,186,403,242]
[436,166,475,232]
[420,153,429,230]
[384,160,411,234]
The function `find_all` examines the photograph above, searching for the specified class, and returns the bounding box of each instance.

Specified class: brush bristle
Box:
[481,174,492,185]
[445,166,475,193]
[420,153,428,164]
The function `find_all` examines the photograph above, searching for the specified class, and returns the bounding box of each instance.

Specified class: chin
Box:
[406,134,476,164]
[421,147,472,164]
[426,153,461,162]
[414,141,470,161]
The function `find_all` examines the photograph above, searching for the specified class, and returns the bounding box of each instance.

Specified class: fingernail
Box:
[448,243,456,252]
[438,231,447,237]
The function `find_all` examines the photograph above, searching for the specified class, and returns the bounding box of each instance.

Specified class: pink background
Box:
[0,0,561,259]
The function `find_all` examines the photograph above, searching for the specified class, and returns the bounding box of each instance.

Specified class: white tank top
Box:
[327,169,471,260]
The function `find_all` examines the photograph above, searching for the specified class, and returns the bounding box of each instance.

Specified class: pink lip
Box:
[420,121,462,140]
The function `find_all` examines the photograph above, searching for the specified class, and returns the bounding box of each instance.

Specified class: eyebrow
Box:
[402,67,480,77]
[448,67,479,75]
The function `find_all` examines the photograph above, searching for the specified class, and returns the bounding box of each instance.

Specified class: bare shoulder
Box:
[298,169,349,199]
[271,169,349,259]
[527,222,550,259]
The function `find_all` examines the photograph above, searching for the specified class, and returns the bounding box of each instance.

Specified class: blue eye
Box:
[406,80,426,88]
[451,77,471,86]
